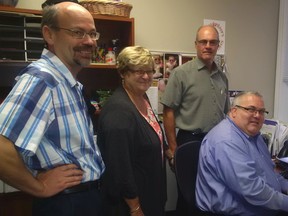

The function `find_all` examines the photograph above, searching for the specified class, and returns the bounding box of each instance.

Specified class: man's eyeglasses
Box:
[235,105,269,116]
[54,27,100,41]
[129,69,154,76]
[197,39,219,46]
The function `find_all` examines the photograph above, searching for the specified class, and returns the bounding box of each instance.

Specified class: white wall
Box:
[15,0,280,119]
[275,0,288,123]
[125,0,279,119]
[16,0,41,9]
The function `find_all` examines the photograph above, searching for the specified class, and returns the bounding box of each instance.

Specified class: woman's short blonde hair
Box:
[117,46,155,76]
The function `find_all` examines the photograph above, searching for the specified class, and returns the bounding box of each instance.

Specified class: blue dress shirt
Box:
[196,117,288,216]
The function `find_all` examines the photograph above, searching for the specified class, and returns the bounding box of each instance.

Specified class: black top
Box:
[97,86,167,216]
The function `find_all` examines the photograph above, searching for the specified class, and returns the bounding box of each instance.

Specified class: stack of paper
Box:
[3,183,19,193]
[260,119,288,157]
[260,119,279,156]
[277,121,288,153]
[0,180,3,193]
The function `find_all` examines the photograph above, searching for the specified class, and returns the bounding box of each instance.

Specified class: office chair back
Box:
[174,140,202,206]
[278,140,288,159]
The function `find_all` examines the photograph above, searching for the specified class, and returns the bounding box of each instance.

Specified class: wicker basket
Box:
[79,0,132,17]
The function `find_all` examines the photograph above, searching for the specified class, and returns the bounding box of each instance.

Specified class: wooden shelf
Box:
[0,192,33,216]
[88,63,117,68]
[0,8,43,62]
[0,5,41,15]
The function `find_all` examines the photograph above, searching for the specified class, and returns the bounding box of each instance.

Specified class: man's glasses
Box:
[235,105,269,116]
[197,39,219,46]
[54,27,100,41]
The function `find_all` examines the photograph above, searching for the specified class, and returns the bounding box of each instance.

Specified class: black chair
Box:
[174,141,225,216]
[174,140,202,214]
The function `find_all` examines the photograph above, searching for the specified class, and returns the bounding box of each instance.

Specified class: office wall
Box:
[17,0,280,117]
[125,0,279,118]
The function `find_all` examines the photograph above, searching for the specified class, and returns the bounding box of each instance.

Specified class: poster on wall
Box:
[181,53,196,65]
[148,51,200,116]
[151,52,165,115]
[164,53,180,79]
[204,19,226,55]
[152,52,164,79]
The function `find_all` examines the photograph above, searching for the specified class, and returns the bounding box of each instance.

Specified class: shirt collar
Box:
[40,48,78,88]
[196,57,219,75]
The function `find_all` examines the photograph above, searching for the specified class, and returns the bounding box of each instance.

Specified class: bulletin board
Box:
[146,51,225,117]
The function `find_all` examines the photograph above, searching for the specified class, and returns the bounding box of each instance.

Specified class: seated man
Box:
[196,91,288,216]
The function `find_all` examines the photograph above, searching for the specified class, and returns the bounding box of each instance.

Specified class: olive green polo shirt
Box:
[161,57,230,133]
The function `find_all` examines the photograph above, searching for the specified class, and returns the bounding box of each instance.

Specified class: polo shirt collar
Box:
[196,57,219,74]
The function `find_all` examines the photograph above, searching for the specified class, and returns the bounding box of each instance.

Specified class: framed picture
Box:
[164,53,180,78]
[181,53,196,65]
[151,52,164,79]
[214,55,224,70]
[149,50,226,117]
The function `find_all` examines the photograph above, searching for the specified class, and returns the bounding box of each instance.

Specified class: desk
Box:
[0,180,32,216]
[0,192,33,216]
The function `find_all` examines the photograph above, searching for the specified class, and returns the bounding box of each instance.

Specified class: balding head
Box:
[196,25,219,41]
[41,2,93,29]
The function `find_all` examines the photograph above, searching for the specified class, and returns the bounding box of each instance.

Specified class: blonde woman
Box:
[98,46,167,216]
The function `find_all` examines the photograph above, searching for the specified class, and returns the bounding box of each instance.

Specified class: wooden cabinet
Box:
[0,5,135,96]
[78,14,135,97]
[0,9,43,62]
[0,192,34,216]
[0,5,134,216]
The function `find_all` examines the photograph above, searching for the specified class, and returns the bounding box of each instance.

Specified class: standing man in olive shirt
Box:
[161,25,230,215]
